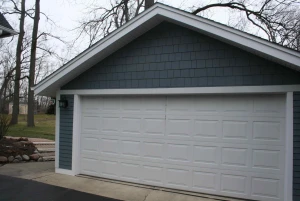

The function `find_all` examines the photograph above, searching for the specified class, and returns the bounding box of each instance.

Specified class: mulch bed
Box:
[0,137,36,157]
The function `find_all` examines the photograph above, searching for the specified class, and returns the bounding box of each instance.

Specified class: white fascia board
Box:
[33,3,300,97]
[59,85,300,95]
[0,25,18,35]
[157,5,300,67]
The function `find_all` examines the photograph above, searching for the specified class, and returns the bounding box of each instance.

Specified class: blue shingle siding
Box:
[59,95,74,170]
[60,22,300,197]
[62,22,300,90]
[294,92,300,201]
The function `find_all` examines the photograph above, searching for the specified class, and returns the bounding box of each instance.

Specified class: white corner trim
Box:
[285,92,293,201]
[72,95,81,175]
[55,168,76,176]
[55,91,60,169]
[59,85,300,95]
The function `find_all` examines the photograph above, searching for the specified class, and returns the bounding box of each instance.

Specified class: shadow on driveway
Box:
[0,175,122,201]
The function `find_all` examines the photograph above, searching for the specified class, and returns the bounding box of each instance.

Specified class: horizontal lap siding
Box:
[294,92,300,201]
[60,22,300,198]
[59,95,74,170]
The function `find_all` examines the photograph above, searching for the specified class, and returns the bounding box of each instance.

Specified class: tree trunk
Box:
[27,0,40,127]
[11,0,26,125]
[145,0,154,10]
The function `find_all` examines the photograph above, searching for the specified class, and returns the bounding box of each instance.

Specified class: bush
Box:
[46,104,55,115]
[0,114,10,140]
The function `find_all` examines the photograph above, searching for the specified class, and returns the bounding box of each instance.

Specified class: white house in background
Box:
[8,102,28,115]
[33,3,300,201]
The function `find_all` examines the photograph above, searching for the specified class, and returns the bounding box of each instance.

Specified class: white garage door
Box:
[79,94,286,201]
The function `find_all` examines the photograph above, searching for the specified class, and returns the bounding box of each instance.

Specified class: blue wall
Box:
[59,95,74,170]
[63,22,300,90]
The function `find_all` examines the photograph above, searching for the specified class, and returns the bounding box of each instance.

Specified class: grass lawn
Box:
[6,114,56,140]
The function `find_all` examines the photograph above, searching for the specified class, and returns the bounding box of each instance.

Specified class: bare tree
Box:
[74,0,145,47]
[11,0,25,125]
[75,0,300,50]
[27,0,40,127]
[191,0,300,50]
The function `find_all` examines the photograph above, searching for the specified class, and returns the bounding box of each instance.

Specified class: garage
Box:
[79,94,286,201]
[32,3,300,201]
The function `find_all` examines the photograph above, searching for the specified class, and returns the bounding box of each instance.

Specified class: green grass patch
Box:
[6,114,56,140]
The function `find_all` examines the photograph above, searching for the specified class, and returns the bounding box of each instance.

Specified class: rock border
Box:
[0,149,46,164]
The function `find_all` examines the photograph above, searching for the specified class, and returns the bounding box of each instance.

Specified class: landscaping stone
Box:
[38,157,44,162]
[34,150,39,154]
[22,155,30,161]
[0,156,8,163]
[12,159,20,163]
[15,155,22,161]
[8,156,14,162]
[29,154,39,160]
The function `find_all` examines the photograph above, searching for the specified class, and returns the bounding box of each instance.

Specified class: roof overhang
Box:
[33,3,300,97]
[0,25,18,38]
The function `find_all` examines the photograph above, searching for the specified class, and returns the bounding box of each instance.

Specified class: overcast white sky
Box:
[3,0,264,65]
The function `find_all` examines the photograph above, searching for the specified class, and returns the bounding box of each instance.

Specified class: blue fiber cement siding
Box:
[294,92,300,201]
[62,22,300,90]
[59,95,74,170]
[60,22,300,198]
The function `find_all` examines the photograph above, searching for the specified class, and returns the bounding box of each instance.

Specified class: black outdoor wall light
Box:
[58,99,68,108]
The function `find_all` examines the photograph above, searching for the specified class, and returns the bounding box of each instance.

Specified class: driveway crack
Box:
[143,190,152,201]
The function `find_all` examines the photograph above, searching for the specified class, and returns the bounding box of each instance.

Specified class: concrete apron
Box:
[0,162,244,201]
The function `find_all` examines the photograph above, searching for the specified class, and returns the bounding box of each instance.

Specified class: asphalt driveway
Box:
[0,174,121,201]
[0,162,244,201]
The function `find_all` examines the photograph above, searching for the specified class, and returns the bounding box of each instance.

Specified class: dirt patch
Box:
[0,137,36,157]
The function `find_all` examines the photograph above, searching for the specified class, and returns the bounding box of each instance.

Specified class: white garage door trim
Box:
[54,87,294,201]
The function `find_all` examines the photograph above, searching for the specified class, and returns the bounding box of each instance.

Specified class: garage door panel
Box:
[222,96,253,113]
[143,115,165,136]
[166,96,193,113]
[81,115,100,134]
[193,145,220,166]
[120,140,141,159]
[99,138,119,156]
[221,147,249,168]
[222,120,250,141]
[101,116,120,134]
[166,168,191,188]
[251,145,285,174]
[220,174,249,196]
[80,135,99,155]
[251,177,281,200]
[193,96,220,113]
[80,94,286,201]
[142,141,165,161]
[166,143,191,164]
[81,155,100,177]
[253,95,285,116]
[81,97,102,113]
[192,170,219,192]
[101,159,120,179]
[142,96,165,114]
[121,116,142,135]
[194,119,220,139]
[120,162,141,182]
[166,116,193,138]
[252,119,285,145]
